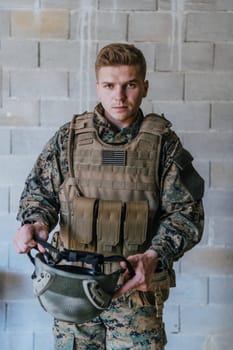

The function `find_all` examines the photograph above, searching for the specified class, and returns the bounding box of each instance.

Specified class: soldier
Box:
[13,43,204,350]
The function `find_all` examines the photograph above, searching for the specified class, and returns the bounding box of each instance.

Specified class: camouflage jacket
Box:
[17,104,204,269]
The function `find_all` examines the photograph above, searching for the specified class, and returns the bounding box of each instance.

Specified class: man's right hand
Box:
[13,222,49,254]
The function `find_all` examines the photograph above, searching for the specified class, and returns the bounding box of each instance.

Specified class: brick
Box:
[181,305,233,334]
[0,186,8,213]
[10,185,24,213]
[163,304,179,334]
[182,131,233,160]
[2,69,10,99]
[129,12,172,42]
[155,44,181,72]
[0,155,36,185]
[215,43,233,71]
[205,333,233,350]
[211,161,233,188]
[41,0,96,9]
[185,0,233,11]
[182,43,213,71]
[155,43,213,72]
[11,70,68,98]
[187,12,233,42]
[166,274,208,305]
[1,271,34,300]
[40,99,79,127]
[157,0,171,10]
[0,11,10,37]
[166,335,206,350]
[34,331,54,350]
[208,217,233,246]
[147,72,183,101]
[153,102,210,131]
[185,73,233,101]
[40,40,97,70]
[0,0,38,8]
[212,103,233,130]
[135,43,156,72]
[97,12,127,41]
[70,11,127,41]
[40,99,96,127]
[209,276,233,304]
[193,160,210,189]
[11,127,56,154]
[1,39,38,68]
[0,242,9,268]
[199,217,209,246]
[0,129,10,154]
[0,214,20,243]
[6,301,52,330]
[181,247,233,275]
[99,0,156,10]
[159,0,233,11]
[69,71,97,102]
[205,189,233,217]
[11,10,69,39]
[0,302,6,330]
[0,98,39,126]
[141,100,153,116]
[9,246,33,272]
[0,331,34,350]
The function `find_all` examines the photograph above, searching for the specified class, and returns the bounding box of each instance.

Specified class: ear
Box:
[143,80,149,97]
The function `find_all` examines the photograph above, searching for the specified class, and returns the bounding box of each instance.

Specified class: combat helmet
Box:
[28,237,134,324]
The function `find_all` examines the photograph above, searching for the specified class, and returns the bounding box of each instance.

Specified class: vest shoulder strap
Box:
[70,112,96,133]
[70,112,171,136]
[141,113,172,136]
[67,112,96,179]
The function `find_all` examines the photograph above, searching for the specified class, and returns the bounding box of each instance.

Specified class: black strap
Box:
[28,237,135,277]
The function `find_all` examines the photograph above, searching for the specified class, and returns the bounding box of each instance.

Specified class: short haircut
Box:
[95,43,147,80]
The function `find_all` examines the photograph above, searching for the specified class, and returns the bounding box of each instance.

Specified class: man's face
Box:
[96,65,148,128]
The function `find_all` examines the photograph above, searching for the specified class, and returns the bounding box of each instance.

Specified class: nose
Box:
[114,85,126,102]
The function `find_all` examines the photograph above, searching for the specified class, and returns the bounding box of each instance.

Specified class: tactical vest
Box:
[58,112,170,258]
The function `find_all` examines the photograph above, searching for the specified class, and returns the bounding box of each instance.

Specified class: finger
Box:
[14,239,36,254]
[37,243,46,253]
[113,276,139,298]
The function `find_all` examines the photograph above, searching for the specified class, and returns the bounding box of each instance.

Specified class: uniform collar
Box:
[93,103,143,144]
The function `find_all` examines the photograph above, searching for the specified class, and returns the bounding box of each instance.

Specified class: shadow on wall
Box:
[0,271,34,300]
[204,330,233,349]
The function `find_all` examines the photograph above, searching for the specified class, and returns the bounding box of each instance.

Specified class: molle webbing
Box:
[59,112,170,255]
[97,200,122,252]
[124,200,148,253]
[73,197,97,244]
[60,197,149,256]
[68,113,166,200]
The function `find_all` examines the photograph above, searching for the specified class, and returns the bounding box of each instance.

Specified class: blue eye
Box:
[103,84,113,89]
[128,82,136,88]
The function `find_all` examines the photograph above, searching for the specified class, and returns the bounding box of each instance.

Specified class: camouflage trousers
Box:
[53,290,167,350]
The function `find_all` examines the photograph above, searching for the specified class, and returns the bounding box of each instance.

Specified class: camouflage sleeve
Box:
[16,122,70,231]
[150,130,205,270]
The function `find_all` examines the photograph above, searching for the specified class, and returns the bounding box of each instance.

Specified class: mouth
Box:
[112,105,128,111]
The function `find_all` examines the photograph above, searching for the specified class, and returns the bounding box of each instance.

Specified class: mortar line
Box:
[38,41,41,68]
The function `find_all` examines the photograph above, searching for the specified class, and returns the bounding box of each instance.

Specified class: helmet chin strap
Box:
[28,236,135,278]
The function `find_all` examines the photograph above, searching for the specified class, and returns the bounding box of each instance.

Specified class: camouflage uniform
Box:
[17,103,204,349]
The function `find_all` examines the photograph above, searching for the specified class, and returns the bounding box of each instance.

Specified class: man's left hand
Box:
[113,249,158,298]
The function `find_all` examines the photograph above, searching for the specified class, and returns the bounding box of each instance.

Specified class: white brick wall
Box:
[0,1,233,349]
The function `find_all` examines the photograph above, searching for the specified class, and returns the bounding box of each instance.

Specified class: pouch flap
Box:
[124,201,148,251]
[73,197,96,244]
[97,200,122,252]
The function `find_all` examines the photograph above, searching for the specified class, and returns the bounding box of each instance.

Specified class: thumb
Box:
[33,222,49,252]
